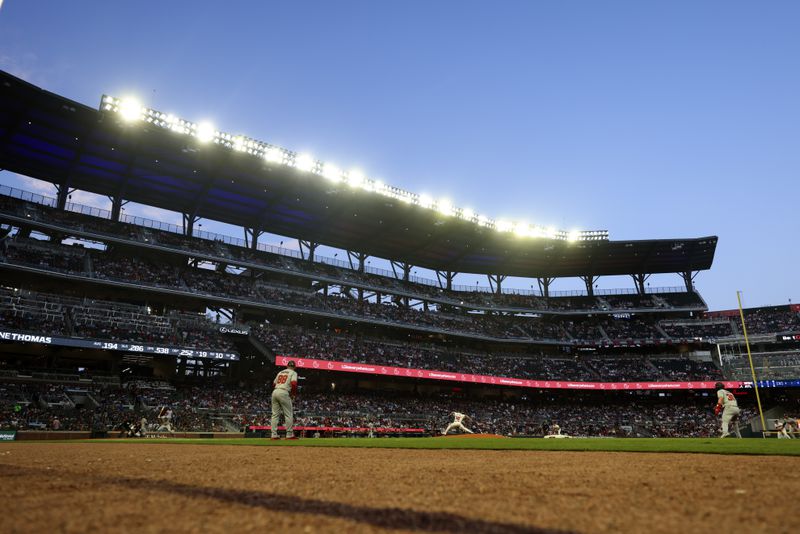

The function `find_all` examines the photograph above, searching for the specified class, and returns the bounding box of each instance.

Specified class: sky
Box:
[0,1,798,310]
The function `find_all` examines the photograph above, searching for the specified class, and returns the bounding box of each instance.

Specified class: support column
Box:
[390,261,412,283]
[631,273,651,295]
[487,274,507,295]
[580,275,599,296]
[182,213,200,237]
[681,271,698,292]
[110,196,129,222]
[537,277,554,298]
[347,251,368,273]
[436,271,456,291]
[389,262,412,307]
[244,228,263,251]
[56,184,76,210]
[298,240,318,262]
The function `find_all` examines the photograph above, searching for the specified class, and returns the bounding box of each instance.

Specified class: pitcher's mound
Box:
[443,433,506,439]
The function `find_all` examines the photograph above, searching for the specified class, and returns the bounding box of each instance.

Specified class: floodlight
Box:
[322,163,343,181]
[418,194,434,209]
[295,153,315,172]
[436,198,454,216]
[264,147,284,163]
[496,220,513,232]
[513,222,530,237]
[347,169,366,187]
[99,92,612,241]
[171,119,187,134]
[118,98,143,122]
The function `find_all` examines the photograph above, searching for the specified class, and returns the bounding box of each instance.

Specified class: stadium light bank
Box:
[100,95,609,243]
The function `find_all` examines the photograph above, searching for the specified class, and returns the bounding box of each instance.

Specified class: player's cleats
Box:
[270,437,280,440]
[285,436,299,440]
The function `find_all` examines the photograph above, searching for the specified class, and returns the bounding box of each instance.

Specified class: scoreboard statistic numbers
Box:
[0,329,239,361]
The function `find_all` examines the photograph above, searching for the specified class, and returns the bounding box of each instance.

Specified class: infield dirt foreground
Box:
[1,443,796,533]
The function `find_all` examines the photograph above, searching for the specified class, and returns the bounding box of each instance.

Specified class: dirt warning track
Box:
[0,443,796,533]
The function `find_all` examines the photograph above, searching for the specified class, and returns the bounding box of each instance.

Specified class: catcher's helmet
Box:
[715,382,725,391]
[287,360,296,369]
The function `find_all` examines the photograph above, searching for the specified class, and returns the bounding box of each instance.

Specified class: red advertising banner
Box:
[275,355,746,391]
[247,425,424,433]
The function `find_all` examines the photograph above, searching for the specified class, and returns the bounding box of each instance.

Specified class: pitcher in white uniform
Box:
[442,411,473,435]
[714,382,741,438]
[271,361,298,440]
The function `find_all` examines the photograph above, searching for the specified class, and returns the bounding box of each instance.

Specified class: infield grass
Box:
[40,436,800,456]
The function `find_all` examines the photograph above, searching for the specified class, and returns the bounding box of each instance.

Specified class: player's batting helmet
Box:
[714,382,725,391]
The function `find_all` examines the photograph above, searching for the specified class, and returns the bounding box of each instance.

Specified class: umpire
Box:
[271,360,298,440]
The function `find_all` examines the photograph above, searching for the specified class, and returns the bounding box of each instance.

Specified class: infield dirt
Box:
[0,443,795,533]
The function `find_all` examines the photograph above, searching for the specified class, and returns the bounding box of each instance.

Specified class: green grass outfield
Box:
[27,437,800,456]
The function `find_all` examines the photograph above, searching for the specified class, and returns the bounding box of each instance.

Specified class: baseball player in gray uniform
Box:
[714,382,742,438]
[271,361,299,440]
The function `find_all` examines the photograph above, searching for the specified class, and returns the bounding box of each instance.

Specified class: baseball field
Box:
[2,437,798,533]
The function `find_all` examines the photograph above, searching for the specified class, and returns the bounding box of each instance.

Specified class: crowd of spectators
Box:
[2,240,85,273]
[585,358,664,381]
[0,192,707,316]
[254,324,723,382]
[659,320,734,340]
[0,287,68,335]
[599,316,662,340]
[0,286,234,351]
[93,256,181,286]
[0,377,754,438]
[740,308,800,335]
[722,351,800,380]
[649,358,723,381]
[2,191,800,347]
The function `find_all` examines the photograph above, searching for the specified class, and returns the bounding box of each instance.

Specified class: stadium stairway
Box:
[651,295,668,308]
[216,416,241,432]
[580,360,602,380]
[64,307,76,336]
[597,325,611,342]
[643,358,666,379]
[653,323,670,339]
[244,333,273,362]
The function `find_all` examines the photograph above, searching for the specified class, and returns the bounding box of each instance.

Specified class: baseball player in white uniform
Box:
[271,361,298,440]
[442,412,473,435]
[775,418,793,439]
[714,382,742,438]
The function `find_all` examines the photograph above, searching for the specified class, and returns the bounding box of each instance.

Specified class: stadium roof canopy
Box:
[0,70,717,279]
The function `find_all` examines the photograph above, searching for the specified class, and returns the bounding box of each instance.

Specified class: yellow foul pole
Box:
[736,291,767,435]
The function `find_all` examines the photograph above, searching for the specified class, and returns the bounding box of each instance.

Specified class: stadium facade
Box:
[0,70,797,438]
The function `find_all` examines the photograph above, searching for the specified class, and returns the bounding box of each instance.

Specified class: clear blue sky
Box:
[1,1,798,310]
